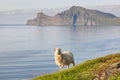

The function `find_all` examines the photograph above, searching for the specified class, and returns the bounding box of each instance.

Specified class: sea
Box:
[0,25,120,80]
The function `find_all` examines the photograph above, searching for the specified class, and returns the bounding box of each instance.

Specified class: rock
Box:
[109,62,120,69]
[116,63,120,68]
[94,62,120,80]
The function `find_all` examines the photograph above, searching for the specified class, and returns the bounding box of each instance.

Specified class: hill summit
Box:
[27,6,120,26]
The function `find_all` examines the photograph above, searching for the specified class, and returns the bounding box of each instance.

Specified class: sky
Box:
[0,0,120,10]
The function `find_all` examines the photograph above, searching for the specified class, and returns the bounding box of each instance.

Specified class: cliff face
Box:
[27,6,118,26]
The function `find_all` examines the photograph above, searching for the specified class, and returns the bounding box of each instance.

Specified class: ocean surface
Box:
[0,25,120,80]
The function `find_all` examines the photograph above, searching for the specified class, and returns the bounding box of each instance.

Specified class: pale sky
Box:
[0,0,120,10]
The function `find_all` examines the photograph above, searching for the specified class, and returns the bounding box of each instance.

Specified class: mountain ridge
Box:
[27,6,120,26]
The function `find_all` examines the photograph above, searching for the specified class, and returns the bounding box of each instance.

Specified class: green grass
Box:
[110,74,120,80]
[33,53,120,80]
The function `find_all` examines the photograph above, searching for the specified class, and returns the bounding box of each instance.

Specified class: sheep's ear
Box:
[54,48,56,51]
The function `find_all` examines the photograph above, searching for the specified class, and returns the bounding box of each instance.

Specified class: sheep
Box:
[54,48,75,69]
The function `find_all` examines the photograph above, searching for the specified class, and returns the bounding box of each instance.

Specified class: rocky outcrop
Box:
[93,62,120,80]
[27,6,118,26]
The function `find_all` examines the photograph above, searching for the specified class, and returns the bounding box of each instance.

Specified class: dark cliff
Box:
[27,6,119,26]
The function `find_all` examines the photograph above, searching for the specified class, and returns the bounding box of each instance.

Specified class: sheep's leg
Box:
[67,65,69,69]
[73,63,75,66]
[61,65,64,69]
[59,65,64,70]
[59,65,62,70]
[73,61,75,66]
[58,66,60,70]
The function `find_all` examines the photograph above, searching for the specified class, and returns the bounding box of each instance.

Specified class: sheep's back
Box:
[62,51,74,62]
[62,51,73,57]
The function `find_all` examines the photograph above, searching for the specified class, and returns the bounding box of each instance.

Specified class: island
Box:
[26,6,120,26]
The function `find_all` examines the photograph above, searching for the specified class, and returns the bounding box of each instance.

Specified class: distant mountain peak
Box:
[70,6,84,10]
[27,6,120,26]
[70,6,85,9]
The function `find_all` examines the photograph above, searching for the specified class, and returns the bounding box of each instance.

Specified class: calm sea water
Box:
[0,25,120,80]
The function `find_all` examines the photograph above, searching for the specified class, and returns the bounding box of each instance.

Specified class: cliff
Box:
[27,6,119,26]
[33,53,120,80]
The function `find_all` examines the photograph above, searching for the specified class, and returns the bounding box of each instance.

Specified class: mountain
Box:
[89,5,120,17]
[1,5,120,25]
[0,8,66,24]
[27,6,120,26]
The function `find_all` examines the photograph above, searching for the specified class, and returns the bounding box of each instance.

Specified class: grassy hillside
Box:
[33,53,120,80]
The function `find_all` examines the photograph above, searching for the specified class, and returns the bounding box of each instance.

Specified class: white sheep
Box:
[54,48,75,69]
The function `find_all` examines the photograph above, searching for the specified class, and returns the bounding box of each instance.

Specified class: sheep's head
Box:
[54,48,61,55]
